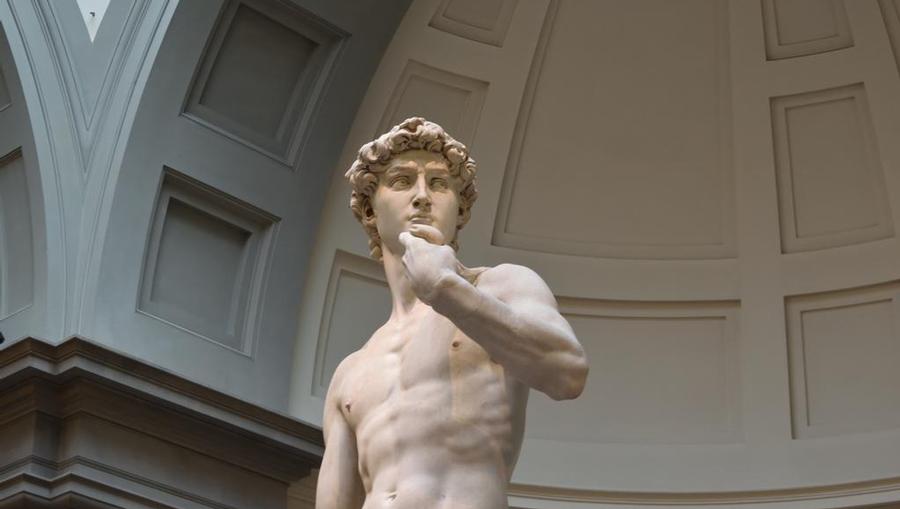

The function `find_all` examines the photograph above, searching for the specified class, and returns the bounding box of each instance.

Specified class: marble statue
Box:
[316,117,588,509]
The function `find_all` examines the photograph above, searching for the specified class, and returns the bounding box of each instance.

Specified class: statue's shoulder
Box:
[331,349,362,386]
[476,263,542,283]
[473,263,549,300]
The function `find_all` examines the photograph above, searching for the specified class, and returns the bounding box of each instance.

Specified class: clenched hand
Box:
[398,225,466,305]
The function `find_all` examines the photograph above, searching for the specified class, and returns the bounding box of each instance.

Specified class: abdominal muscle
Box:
[341,313,527,509]
[360,451,507,509]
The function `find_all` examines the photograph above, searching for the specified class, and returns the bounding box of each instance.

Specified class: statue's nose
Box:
[412,180,431,208]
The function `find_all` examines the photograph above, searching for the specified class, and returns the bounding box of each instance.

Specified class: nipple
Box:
[451,341,461,348]
[344,401,352,413]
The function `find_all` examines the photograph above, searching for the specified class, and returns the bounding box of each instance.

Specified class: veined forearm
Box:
[430,273,587,400]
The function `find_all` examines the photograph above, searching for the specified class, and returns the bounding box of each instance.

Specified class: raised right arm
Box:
[316,362,365,509]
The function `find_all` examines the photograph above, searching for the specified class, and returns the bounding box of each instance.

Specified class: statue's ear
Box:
[364,198,376,220]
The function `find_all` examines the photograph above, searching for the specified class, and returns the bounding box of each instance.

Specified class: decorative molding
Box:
[36,0,151,170]
[182,0,347,167]
[0,337,323,509]
[1,474,190,509]
[762,0,853,60]
[526,297,741,444]
[508,476,900,505]
[0,148,34,321]
[311,250,389,397]
[771,83,892,253]
[428,0,518,47]
[2,456,242,509]
[137,168,278,356]
[786,281,900,438]
[377,59,487,146]
[880,0,900,74]
[493,0,735,260]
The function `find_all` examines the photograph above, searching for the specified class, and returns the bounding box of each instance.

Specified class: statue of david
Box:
[316,117,588,509]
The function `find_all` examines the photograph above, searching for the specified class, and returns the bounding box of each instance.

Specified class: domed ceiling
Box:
[289,0,900,507]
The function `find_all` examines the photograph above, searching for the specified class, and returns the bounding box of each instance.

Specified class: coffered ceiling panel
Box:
[762,0,853,60]
[787,282,900,438]
[429,0,517,46]
[138,169,277,355]
[183,0,344,164]
[880,0,900,74]
[378,60,487,146]
[494,0,735,259]
[0,149,33,320]
[771,84,892,253]
[0,66,10,111]
[526,298,741,444]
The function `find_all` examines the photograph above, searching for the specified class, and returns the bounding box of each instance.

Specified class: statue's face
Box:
[372,149,460,255]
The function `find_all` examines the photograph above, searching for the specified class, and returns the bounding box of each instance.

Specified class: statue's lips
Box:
[409,215,433,224]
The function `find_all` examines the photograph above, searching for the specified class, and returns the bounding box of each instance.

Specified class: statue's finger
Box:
[408,224,445,245]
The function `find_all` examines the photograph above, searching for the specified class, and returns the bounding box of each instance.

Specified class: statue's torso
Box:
[336,304,528,509]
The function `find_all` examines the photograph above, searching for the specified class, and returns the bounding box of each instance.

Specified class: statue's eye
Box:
[430,178,449,190]
[389,176,410,188]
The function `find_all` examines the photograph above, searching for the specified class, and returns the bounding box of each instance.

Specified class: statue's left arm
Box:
[399,231,588,400]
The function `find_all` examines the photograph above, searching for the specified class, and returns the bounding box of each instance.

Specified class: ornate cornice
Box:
[1,336,324,448]
[0,336,323,509]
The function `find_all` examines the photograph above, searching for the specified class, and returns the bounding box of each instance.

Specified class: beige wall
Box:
[290,0,900,507]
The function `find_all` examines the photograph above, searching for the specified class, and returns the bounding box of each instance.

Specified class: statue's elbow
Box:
[549,355,589,401]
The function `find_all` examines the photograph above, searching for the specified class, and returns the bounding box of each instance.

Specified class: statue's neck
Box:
[381,244,423,321]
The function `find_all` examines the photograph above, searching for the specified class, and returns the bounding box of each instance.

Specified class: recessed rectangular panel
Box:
[198,5,316,139]
[774,0,841,45]
[526,301,741,444]
[0,67,11,110]
[495,0,735,259]
[787,98,876,237]
[312,251,391,396]
[772,84,892,253]
[787,284,900,438]
[184,0,344,162]
[378,60,488,146]
[879,0,900,74]
[149,199,251,333]
[0,149,33,318]
[762,0,853,59]
[444,0,504,29]
[139,170,277,353]
[429,0,517,46]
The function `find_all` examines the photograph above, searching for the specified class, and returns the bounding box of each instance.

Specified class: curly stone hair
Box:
[345,117,478,260]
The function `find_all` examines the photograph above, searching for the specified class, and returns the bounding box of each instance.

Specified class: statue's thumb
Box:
[457,261,479,284]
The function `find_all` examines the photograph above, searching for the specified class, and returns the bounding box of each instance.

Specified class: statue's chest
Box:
[339,352,396,429]
[339,312,489,428]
